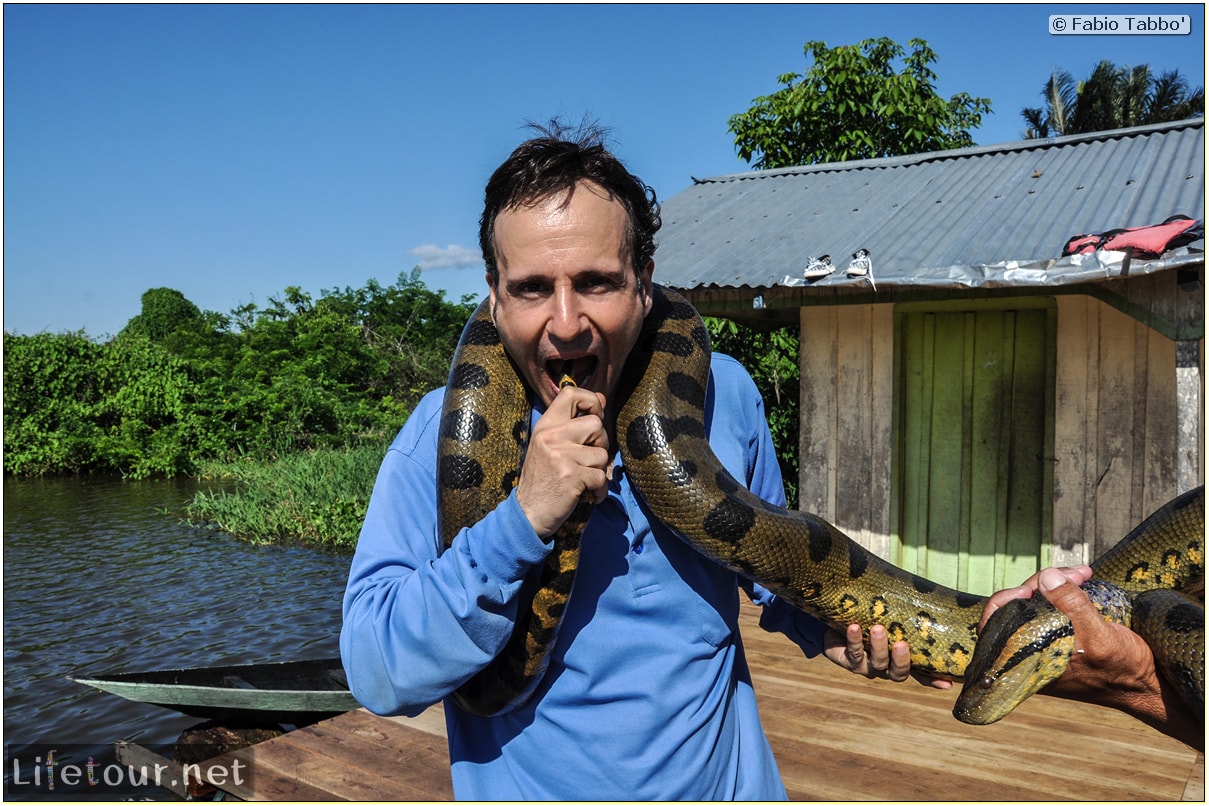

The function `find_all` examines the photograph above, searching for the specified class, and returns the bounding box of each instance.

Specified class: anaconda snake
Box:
[438,284,1205,723]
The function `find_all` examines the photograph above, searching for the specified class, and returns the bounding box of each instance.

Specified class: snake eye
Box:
[980,676,995,690]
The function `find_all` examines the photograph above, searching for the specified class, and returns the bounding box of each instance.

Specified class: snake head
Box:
[952,593,1074,725]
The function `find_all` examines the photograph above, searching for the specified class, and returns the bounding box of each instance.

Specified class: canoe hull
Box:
[70,658,360,722]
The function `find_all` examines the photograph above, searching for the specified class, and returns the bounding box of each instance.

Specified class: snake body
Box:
[439,284,1204,723]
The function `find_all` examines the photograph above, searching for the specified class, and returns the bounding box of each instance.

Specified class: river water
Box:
[3,474,353,798]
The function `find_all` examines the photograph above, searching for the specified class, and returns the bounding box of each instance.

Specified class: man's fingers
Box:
[888,642,911,682]
[867,624,890,671]
[844,623,865,664]
[1036,567,1101,625]
[980,565,1095,630]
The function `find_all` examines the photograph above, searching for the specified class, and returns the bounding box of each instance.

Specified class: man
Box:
[340,123,915,800]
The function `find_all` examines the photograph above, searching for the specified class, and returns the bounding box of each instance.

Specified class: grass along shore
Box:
[186,440,389,550]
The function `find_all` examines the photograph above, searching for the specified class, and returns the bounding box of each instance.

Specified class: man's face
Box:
[488,181,653,409]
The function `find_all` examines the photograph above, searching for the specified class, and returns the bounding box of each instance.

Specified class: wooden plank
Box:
[1096,304,1137,556]
[799,306,838,519]
[1003,308,1048,586]
[1052,296,1092,566]
[214,605,1200,801]
[896,311,929,575]
[1144,325,1179,513]
[968,309,1007,593]
[835,305,873,541]
[869,304,895,546]
[738,605,1200,802]
[926,311,966,586]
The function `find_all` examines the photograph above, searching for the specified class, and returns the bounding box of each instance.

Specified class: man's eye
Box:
[514,282,546,297]
[581,277,616,292]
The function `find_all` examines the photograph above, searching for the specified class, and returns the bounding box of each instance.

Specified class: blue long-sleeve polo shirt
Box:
[340,353,828,800]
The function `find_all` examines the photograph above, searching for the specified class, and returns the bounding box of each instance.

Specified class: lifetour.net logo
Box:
[4,745,248,798]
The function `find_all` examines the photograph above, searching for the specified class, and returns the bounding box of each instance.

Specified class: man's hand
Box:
[981,566,1202,750]
[823,624,952,689]
[979,565,1092,629]
[515,385,610,538]
[981,566,1157,704]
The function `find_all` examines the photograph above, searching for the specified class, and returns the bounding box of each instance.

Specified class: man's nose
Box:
[547,288,586,342]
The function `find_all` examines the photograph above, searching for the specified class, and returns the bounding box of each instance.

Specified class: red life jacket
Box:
[1062,215,1203,258]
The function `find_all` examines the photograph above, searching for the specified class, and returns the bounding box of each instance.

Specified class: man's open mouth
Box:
[546,356,598,389]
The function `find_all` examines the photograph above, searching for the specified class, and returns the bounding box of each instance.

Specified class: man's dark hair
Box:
[479,119,661,287]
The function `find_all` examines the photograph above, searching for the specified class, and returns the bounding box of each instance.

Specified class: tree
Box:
[121,287,203,341]
[1022,60,1204,138]
[728,37,992,169]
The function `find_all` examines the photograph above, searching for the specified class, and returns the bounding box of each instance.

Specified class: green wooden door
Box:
[894,303,1054,596]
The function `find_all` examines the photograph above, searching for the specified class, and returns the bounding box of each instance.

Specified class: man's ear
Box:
[486,273,499,322]
[640,260,655,316]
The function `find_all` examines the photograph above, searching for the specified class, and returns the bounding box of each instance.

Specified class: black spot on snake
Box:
[703,497,757,544]
[912,575,939,595]
[1127,561,1150,579]
[624,415,664,460]
[439,455,484,491]
[500,469,520,495]
[714,470,740,495]
[450,362,491,390]
[666,372,706,409]
[690,325,710,352]
[1165,601,1203,633]
[806,520,832,563]
[651,331,695,357]
[668,460,699,487]
[462,318,501,346]
[626,414,705,460]
[441,409,489,443]
[846,540,869,579]
[667,300,697,320]
[955,591,984,609]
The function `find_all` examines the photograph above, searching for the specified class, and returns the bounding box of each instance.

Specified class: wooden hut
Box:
[657,119,1205,594]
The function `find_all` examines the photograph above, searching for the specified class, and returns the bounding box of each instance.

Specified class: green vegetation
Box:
[727,37,992,168]
[186,444,387,550]
[5,269,475,479]
[5,270,476,548]
[705,318,800,508]
[1022,61,1203,139]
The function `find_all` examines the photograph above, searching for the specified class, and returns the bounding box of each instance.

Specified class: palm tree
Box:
[1022,69,1077,138]
[1021,60,1203,138]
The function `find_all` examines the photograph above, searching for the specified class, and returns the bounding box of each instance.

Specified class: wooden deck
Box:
[202,605,1203,800]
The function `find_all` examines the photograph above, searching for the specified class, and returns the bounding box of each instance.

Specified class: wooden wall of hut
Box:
[797,291,1201,594]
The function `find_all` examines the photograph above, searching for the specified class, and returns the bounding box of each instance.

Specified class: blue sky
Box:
[4,3,1205,338]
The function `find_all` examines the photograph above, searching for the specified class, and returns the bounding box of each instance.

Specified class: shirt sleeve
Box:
[339,389,552,716]
[711,354,830,659]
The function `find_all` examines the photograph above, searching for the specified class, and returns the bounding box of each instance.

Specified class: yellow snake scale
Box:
[438,285,1205,721]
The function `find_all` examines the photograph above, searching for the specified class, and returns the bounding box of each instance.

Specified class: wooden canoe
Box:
[70,658,360,723]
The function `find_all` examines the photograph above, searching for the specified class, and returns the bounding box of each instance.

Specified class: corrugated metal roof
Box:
[656,119,1205,294]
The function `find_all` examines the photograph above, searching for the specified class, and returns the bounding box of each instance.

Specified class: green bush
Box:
[4,269,475,479]
[186,441,389,550]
